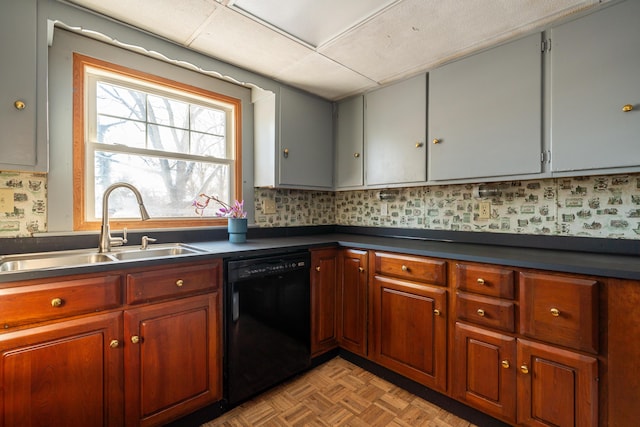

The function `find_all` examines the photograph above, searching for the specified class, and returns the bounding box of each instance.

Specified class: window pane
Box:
[97,82,146,120]
[191,132,226,158]
[97,115,146,147]
[94,150,230,219]
[147,124,189,154]
[148,94,189,129]
[191,105,225,135]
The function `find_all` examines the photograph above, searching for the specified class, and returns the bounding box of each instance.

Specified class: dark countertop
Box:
[2,232,639,284]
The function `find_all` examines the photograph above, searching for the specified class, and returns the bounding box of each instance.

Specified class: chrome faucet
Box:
[98,183,150,253]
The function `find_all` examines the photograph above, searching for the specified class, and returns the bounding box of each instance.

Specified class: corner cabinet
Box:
[310,248,339,356]
[428,33,542,182]
[337,249,368,356]
[364,74,427,186]
[335,96,364,189]
[550,0,640,175]
[0,0,47,171]
[254,86,333,189]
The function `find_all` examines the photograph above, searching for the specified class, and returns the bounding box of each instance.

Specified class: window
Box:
[73,54,242,230]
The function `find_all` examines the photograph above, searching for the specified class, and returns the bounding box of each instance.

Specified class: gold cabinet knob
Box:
[51,298,63,308]
[131,335,140,344]
[433,309,441,316]
[550,308,560,317]
[283,148,289,158]
[432,138,440,144]
[476,278,485,285]
[176,279,184,287]
[358,267,364,273]
[354,152,360,158]
[415,142,424,148]
[520,365,529,374]
[622,104,634,112]
[109,340,120,349]
[401,265,408,272]
[501,360,510,369]
[315,266,321,272]
[476,308,485,317]
[14,100,26,110]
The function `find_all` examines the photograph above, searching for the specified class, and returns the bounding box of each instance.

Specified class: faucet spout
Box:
[99,182,150,253]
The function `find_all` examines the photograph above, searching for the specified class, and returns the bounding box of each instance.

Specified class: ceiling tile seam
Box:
[184,5,222,47]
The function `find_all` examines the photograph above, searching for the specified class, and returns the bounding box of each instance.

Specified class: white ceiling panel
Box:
[66,0,605,100]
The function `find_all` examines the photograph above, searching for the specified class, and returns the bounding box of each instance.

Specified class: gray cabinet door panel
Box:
[365,74,427,186]
[0,0,38,168]
[336,96,364,188]
[428,33,542,181]
[551,0,640,172]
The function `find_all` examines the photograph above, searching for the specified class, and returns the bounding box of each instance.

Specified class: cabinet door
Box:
[279,86,333,188]
[550,0,640,173]
[0,312,123,427]
[428,33,542,181]
[517,339,598,427]
[310,248,339,356]
[124,294,222,427]
[365,74,427,186]
[453,323,516,423]
[0,0,39,169]
[335,96,364,188]
[337,249,368,356]
[371,275,447,391]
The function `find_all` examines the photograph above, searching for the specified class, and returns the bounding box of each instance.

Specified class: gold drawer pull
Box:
[401,265,408,272]
[476,278,485,285]
[51,298,63,308]
[501,360,510,369]
[520,365,529,374]
[432,138,440,144]
[550,308,560,317]
[316,266,321,272]
[433,309,441,316]
[109,340,120,349]
[476,308,485,317]
[354,152,360,158]
[358,267,364,273]
[622,104,634,112]
[176,279,184,287]
[131,336,140,344]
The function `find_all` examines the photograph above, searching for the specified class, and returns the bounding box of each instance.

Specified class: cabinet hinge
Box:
[541,150,551,164]
[541,38,551,53]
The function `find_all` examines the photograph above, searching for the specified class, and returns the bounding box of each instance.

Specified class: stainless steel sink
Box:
[109,244,204,261]
[0,244,205,273]
[0,251,116,272]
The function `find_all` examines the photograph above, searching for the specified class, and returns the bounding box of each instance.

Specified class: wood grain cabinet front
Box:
[310,248,339,356]
[337,249,368,356]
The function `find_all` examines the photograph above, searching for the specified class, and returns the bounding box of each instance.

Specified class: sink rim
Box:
[0,243,206,273]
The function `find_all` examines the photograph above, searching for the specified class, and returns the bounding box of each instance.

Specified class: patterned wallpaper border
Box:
[4,170,640,240]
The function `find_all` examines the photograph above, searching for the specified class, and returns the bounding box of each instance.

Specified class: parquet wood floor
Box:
[202,357,478,427]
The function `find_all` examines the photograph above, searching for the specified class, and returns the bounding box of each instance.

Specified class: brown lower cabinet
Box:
[337,248,368,356]
[310,248,339,356]
[0,259,222,427]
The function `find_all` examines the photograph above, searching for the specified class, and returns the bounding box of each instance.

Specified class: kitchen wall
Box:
[4,170,640,240]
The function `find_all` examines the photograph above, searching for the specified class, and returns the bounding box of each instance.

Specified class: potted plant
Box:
[193,194,248,242]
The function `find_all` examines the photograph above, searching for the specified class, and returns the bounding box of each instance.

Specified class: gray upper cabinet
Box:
[428,33,543,182]
[550,0,640,174]
[335,96,364,189]
[365,74,427,186]
[254,86,333,189]
[0,0,46,172]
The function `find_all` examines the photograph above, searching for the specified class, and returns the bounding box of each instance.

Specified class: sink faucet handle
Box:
[122,227,128,244]
[110,227,128,248]
[141,235,157,250]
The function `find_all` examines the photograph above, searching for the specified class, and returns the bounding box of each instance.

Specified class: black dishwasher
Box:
[224,251,311,405]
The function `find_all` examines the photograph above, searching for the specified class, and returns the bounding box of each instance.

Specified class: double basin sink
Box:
[0,244,206,273]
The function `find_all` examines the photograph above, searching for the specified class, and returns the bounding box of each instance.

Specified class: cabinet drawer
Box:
[456,263,515,299]
[456,292,515,332]
[374,252,446,286]
[126,261,221,304]
[0,275,122,328]
[519,272,598,353]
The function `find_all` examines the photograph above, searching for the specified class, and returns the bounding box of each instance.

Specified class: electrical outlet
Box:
[479,201,491,219]
[262,199,276,214]
[380,203,388,216]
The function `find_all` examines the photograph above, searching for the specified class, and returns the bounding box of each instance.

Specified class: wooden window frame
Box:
[72,53,243,231]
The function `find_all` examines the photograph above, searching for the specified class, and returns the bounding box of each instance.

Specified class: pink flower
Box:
[193,193,247,218]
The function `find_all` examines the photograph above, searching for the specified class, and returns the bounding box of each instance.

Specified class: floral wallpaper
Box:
[4,169,640,240]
